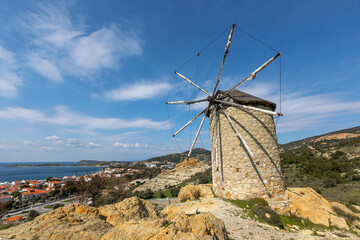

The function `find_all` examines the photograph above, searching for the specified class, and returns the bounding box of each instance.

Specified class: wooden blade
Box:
[188,111,207,158]
[215,99,283,116]
[225,52,281,95]
[213,107,220,171]
[173,108,207,137]
[166,98,208,105]
[219,104,256,160]
[212,23,236,96]
[175,71,211,96]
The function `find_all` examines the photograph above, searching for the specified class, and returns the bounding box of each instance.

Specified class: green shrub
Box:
[249,197,268,207]
[169,186,180,197]
[252,205,284,228]
[31,236,39,240]
[27,210,40,221]
[52,203,64,210]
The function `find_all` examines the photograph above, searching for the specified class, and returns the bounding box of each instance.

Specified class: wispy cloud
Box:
[0,45,22,98]
[103,80,170,101]
[16,2,142,81]
[0,105,169,131]
[240,82,360,132]
[113,142,147,148]
[66,138,102,148]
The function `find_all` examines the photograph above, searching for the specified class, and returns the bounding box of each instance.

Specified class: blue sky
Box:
[0,0,359,162]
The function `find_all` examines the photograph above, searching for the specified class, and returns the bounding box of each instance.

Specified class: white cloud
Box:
[103,80,170,101]
[113,142,141,148]
[45,135,61,140]
[66,138,102,148]
[23,140,35,146]
[27,55,63,82]
[18,2,142,81]
[0,45,22,98]
[0,105,169,131]
[240,83,360,133]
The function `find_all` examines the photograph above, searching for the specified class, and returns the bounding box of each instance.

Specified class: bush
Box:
[249,198,269,207]
[133,189,154,199]
[169,186,180,197]
[27,210,40,221]
[52,203,64,210]
[252,205,284,228]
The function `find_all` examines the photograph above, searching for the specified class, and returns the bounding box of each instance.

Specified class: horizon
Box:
[1,1,359,162]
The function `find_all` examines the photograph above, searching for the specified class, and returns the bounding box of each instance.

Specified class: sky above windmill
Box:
[0,0,359,162]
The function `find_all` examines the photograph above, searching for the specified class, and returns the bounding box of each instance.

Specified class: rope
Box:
[175,24,232,71]
[166,74,183,153]
[235,26,279,53]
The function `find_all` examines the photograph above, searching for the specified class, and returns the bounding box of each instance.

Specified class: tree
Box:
[11,191,20,198]
[75,175,109,207]
[0,202,7,219]
[46,177,54,182]
[27,210,39,221]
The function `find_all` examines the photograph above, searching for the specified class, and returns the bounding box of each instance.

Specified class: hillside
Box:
[280,126,360,205]
[144,148,211,164]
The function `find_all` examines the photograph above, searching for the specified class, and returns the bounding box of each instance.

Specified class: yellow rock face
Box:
[285,187,349,230]
[0,196,228,240]
[163,198,218,215]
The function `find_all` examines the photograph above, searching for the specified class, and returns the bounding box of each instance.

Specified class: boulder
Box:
[285,187,349,230]
[176,158,200,168]
[99,196,159,226]
[177,184,214,202]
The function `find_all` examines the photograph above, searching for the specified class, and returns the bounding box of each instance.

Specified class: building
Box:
[3,216,22,223]
[0,195,12,203]
[209,90,287,211]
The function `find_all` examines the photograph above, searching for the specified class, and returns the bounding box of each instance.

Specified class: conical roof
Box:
[218,89,276,111]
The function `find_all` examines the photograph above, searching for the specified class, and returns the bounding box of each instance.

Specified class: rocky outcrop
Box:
[177,184,214,202]
[135,158,210,192]
[163,198,218,215]
[0,196,228,240]
[285,187,349,230]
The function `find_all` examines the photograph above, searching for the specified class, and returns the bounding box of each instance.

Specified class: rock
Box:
[176,158,200,168]
[300,229,314,235]
[331,202,360,221]
[163,198,218,215]
[0,196,228,240]
[177,184,214,202]
[315,231,325,236]
[99,196,159,226]
[285,187,349,230]
[352,205,360,212]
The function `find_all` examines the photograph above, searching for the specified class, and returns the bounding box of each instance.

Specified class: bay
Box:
[0,162,102,183]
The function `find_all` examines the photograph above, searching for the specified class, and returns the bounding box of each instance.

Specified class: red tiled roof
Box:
[4,216,22,222]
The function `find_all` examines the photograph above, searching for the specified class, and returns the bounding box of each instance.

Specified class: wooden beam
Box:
[215,99,283,116]
[226,52,281,95]
[188,112,207,158]
[175,71,211,96]
[166,98,208,105]
[212,23,236,96]
[219,104,256,160]
[173,108,207,137]
[213,107,220,171]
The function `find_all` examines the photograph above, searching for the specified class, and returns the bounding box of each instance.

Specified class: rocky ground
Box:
[165,197,358,240]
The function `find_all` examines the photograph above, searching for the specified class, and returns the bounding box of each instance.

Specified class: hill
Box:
[144,148,211,164]
[280,126,360,205]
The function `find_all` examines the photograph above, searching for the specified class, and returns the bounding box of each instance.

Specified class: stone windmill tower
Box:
[167,23,286,210]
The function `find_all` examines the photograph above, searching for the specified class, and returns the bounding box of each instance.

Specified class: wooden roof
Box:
[218,90,276,111]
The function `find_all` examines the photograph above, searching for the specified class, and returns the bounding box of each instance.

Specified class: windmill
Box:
[166,23,287,210]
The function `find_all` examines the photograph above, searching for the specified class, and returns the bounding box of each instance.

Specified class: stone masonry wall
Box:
[209,101,288,212]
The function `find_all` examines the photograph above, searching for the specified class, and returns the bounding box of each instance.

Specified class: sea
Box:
[0,162,102,183]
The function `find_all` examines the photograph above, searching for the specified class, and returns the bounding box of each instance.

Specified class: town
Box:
[0,160,176,224]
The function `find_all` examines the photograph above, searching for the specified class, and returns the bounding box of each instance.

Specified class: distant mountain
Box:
[280,126,360,151]
[143,148,211,164]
